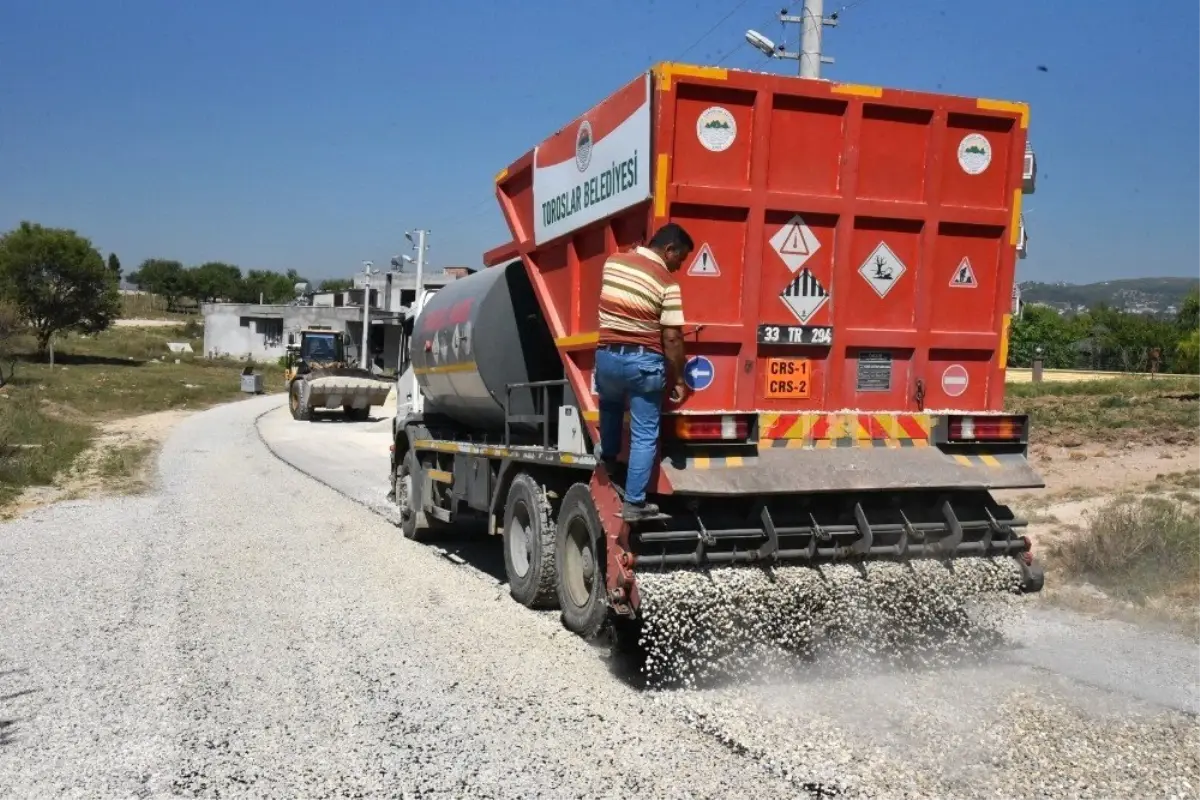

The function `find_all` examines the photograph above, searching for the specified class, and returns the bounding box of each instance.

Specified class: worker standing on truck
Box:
[594,223,693,522]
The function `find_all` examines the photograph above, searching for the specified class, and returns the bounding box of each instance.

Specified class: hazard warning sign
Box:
[950,257,978,288]
[769,214,821,273]
[686,243,720,277]
[780,268,829,324]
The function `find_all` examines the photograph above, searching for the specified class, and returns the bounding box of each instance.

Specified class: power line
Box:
[675,0,757,61]
[714,2,797,66]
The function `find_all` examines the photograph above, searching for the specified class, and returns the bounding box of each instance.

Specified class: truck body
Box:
[390,63,1044,636]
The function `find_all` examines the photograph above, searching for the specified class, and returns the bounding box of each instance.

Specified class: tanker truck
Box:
[389,62,1045,645]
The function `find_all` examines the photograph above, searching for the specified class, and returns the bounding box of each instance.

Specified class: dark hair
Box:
[648,222,694,253]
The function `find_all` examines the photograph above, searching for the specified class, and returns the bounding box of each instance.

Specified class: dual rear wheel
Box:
[501,477,607,638]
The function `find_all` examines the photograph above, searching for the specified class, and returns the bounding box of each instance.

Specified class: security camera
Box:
[390,255,404,269]
[745,29,777,57]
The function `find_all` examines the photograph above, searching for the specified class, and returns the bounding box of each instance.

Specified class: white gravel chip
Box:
[1,396,1196,800]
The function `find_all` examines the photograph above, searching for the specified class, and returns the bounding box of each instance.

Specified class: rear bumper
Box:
[658,444,1044,495]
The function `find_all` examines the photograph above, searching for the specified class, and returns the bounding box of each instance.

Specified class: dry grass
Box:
[1007,376,1199,448]
[0,324,282,508]
[119,292,199,320]
[1046,496,1200,612]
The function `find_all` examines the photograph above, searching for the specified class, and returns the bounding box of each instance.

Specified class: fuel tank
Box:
[411,261,561,432]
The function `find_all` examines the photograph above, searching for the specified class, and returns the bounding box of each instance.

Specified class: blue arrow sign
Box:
[683,356,715,392]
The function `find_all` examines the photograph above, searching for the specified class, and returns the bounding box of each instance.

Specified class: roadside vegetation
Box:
[0,324,283,509]
[1007,374,1199,633]
[1007,375,1199,448]
[0,219,286,510]
[1046,494,1199,634]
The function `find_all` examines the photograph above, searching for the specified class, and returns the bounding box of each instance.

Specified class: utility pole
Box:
[407,229,429,319]
[797,0,828,78]
[745,1,837,78]
[398,229,430,415]
[360,260,374,370]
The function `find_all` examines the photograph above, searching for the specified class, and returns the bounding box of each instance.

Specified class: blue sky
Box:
[1,0,1196,284]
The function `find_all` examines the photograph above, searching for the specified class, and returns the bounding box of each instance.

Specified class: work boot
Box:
[621,501,661,522]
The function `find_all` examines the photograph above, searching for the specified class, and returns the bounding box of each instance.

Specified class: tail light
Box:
[673,415,750,441]
[947,414,1025,442]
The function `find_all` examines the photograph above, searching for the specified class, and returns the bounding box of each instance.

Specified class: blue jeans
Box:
[594,346,666,505]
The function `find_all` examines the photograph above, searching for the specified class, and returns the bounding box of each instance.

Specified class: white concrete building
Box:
[202,268,467,368]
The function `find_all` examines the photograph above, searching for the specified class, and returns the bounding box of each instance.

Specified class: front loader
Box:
[285,327,392,422]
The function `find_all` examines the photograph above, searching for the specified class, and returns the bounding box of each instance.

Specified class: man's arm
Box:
[660,282,687,399]
[662,325,686,384]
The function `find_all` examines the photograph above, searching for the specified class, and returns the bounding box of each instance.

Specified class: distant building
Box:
[202,267,468,367]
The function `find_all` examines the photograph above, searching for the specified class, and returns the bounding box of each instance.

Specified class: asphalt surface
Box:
[1,395,1196,798]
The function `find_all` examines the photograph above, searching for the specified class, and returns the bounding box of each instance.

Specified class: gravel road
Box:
[2,396,1197,799]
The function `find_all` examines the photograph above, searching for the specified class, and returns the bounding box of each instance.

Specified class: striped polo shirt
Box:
[597,246,685,353]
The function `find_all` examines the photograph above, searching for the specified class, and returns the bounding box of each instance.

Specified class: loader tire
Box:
[396,450,432,541]
[289,381,312,421]
[502,473,559,610]
[343,404,370,422]
[555,483,607,639]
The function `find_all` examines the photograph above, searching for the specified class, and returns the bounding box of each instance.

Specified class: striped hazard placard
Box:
[759,413,932,448]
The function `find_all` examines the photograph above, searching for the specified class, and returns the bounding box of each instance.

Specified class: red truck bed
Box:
[487,62,1029,447]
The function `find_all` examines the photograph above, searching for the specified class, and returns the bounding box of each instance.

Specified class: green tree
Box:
[107,252,122,283]
[1178,288,1199,332]
[236,269,305,304]
[1007,305,1085,369]
[1087,305,1178,372]
[190,262,243,303]
[0,221,120,364]
[0,299,22,387]
[318,278,353,292]
[127,258,191,310]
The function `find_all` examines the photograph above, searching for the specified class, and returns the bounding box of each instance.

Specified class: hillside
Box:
[1019,277,1198,315]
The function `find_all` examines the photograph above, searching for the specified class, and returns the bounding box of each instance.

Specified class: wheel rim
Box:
[396,471,414,522]
[507,502,532,578]
[563,515,595,609]
[290,390,299,413]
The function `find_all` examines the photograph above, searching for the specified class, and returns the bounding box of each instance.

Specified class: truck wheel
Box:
[555,483,607,638]
[289,382,311,421]
[502,473,558,610]
[395,450,431,541]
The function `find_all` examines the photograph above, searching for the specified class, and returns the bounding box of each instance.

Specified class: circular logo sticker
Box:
[696,107,736,152]
[957,133,992,175]
[575,120,593,172]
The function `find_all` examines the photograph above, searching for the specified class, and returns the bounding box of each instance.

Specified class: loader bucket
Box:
[304,372,392,411]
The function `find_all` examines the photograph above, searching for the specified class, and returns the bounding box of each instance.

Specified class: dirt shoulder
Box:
[4,409,194,518]
[1,324,283,517]
[998,442,1199,636]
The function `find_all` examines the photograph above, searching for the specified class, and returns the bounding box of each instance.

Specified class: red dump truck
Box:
[389,62,1045,638]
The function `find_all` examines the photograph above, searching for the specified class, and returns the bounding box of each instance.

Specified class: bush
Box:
[1049,496,1200,604]
[0,394,93,505]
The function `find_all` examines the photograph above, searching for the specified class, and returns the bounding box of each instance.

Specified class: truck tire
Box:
[502,473,559,610]
[395,450,431,541]
[289,381,312,421]
[555,483,607,638]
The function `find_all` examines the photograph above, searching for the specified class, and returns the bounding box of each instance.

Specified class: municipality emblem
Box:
[696,106,736,152]
[957,133,992,175]
[575,120,593,172]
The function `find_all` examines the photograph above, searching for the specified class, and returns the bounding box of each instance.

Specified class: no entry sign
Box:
[941,364,969,398]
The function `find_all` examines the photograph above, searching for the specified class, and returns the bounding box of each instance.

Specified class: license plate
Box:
[757,325,832,345]
[763,358,811,399]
